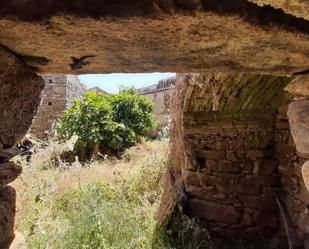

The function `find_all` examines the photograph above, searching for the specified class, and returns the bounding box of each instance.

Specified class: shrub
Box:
[110,87,156,137]
[56,89,156,153]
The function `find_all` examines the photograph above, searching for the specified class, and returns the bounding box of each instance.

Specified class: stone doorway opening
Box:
[1,52,308,249]
[0,0,309,248]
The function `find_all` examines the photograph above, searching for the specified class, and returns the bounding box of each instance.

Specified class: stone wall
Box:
[66,75,87,109]
[183,111,279,243]
[0,46,43,249]
[139,77,176,127]
[274,105,309,247]
[30,74,85,139]
[159,73,309,248]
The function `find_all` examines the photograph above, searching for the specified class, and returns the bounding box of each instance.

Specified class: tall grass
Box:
[15,140,210,249]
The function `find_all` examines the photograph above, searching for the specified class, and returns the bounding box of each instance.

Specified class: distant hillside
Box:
[86,87,108,95]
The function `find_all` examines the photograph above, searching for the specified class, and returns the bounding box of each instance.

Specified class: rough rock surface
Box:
[249,0,309,20]
[303,161,309,193]
[0,45,44,148]
[0,187,16,249]
[285,75,309,96]
[0,163,22,189]
[0,46,44,249]
[287,101,309,158]
[0,1,308,74]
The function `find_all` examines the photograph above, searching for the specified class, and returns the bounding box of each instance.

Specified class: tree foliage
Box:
[56,88,156,152]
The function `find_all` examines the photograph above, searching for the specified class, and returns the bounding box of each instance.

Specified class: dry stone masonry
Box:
[138,77,176,127]
[30,75,85,139]
[159,73,309,248]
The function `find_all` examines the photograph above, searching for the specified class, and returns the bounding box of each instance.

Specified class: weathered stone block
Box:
[274,121,290,130]
[0,148,20,162]
[253,211,278,228]
[241,213,253,227]
[240,175,281,187]
[246,149,265,159]
[0,186,16,249]
[219,160,240,173]
[287,101,309,158]
[219,129,238,138]
[276,156,291,169]
[0,46,44,147]
[185,185,227,201]
[285,75,309,96]
[274,130,289,143]
[259,159,278,175]
[241,161,253,173]
[206,160,240,173]
[186,199,241,224]
[282,176,300,194]
[278,165,296,177]
[261,187,280,198]
[241,196,277,210]
[205,160,218,170]
[226,151,238,162]
[217,183,260,195]
[195,149,225,160]
[184,170,225,187]
[302,161,309,191]
[274,143,295,157]
[297,212,309,234]
[0,162,22,188]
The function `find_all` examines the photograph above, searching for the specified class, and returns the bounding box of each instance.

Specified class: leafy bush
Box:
[110,87,156,137]
[56,89,156,153]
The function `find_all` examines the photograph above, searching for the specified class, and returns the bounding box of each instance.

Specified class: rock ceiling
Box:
[0,0,308,75]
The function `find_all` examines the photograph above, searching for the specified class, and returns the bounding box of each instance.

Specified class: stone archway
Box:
[0,1,308,248]
[158,73,309,248]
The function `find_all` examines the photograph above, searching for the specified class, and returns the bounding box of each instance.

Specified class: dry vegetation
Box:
[11,139,209,249]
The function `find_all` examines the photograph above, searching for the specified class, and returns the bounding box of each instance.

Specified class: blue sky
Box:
[78,73,176,93]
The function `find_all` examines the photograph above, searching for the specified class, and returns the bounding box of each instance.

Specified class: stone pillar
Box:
[0,45,44,249]
[285,75,309,191]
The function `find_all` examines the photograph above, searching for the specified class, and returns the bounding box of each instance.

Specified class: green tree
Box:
[110,87,156,136]
[56,89,156,153]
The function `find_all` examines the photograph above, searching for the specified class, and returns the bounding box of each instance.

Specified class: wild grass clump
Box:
[15,140,211,249]
[27,182,163,249]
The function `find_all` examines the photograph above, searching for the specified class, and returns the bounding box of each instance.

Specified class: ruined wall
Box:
[30,74,84,139]
[159,73,309,248]
[139,77,176,127]
[66,75,86,109]
[184,111,279,242]
[0,46,43,249]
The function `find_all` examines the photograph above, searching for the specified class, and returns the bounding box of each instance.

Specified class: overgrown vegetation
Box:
[13,140,211,249]
[56,87,156,154]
